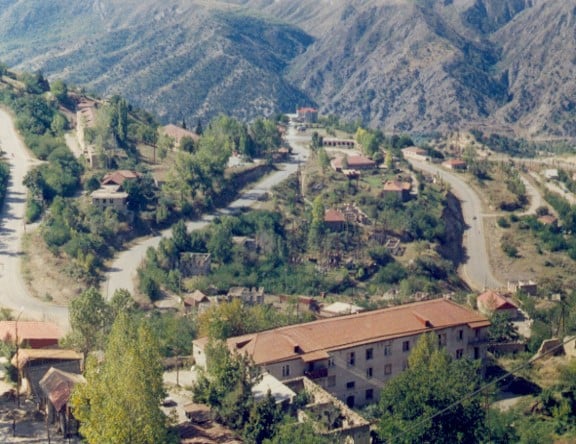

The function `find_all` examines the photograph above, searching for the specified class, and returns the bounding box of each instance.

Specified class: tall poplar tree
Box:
[71,313,171,444]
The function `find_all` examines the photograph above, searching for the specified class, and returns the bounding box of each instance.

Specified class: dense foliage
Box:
[71,313,173,444]
[378,334,485,443]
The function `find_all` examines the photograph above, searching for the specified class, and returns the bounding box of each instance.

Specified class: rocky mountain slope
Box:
[0,0,574,138]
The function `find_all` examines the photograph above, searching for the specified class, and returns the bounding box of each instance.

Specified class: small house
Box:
[507,280,537,296]
[226,287,265,305]
[382,180,412,201]
[39,367,85,437]
[0,321,63,349]
[331,155,375,172]
[324,209,346,231]
[477,290,521,320]
[12,349,84,399]
[442,158,467,170]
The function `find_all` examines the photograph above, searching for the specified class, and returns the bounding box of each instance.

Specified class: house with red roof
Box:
[382,180,412,201]
[0,321,63,348]
[477,290,521,320]
[324,209,346,231]
[331,155,376,172]
[442,158,467,170]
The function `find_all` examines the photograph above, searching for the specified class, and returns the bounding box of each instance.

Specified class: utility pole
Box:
[15,308,23,408]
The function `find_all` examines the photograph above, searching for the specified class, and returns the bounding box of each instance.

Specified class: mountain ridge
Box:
[0,0,574,138]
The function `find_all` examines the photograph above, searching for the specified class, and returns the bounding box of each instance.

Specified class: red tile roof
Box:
[477,290,518,311]
[12,349,83,369]
[0,321,62,346]
[101,170,141,186]
[383,180,411,192]
[324,209,346,223]
[39,367,86,412]
[200,299,489,365]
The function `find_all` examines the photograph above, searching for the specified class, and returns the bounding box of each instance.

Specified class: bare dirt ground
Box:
[21,232,86,306]
[0,382,80,443]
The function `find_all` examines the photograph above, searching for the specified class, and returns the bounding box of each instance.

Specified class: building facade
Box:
[193,299,490,408]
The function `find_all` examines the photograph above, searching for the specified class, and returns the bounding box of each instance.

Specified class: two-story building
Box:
[193,299,490,408]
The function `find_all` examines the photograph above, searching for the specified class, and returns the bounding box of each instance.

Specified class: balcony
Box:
[304,367,328,379]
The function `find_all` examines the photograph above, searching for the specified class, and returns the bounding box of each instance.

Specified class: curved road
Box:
[0,109,69,328]
[409,159,502,291]
[105,123,310,298]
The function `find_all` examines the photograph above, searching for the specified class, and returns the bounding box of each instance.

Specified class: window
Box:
[347,352,355,367]
[328,357,335,367]
[366,348,373,360]
[458,329,464,341]
[365,389,374,401]
[281,365,290,377]
[346,381,355,390]
[402,361,409,370]
[366,367,373,379]
[384,344,392,356]
[438,333,447,347]
[456,349,464,359]
[384,364,392,375]
[402,340,410,352]
[327,375,336,387]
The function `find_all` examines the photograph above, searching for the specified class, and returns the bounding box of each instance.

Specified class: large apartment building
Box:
[193,299,490,408]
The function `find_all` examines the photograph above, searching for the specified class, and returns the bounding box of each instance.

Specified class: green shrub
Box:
[25,198,42,223]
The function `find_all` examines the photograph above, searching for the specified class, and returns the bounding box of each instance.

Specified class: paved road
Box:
[0,109,69,328]
[409,159,502,291]
[105,122,310,298]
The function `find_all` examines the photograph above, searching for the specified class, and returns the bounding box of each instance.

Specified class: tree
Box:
[71,313,171,443]
[207,223,233,264]
[488,312,520,342]
[378,334,485,443]
[243,392,283,443]
[179,135,195,153]
[50,79,69,106]
[307,195,325,249]
[192,340,256,430]
[66,287,113,353]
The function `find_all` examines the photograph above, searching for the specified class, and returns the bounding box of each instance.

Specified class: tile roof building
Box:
[331,155,376,172]
[0,321,63,348]
[382,180,412,201]
[324,209,346,231]
[193,299,490,407]
[477,290,521,320]
[442,158,467,170]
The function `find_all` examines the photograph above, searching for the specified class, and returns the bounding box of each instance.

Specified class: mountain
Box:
[0,0,574,139]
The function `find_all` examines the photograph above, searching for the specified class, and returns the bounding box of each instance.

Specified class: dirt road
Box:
[0,109,69,329]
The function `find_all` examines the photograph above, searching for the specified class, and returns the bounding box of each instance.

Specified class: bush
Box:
[25,198,42,223]
[497,216,510,228]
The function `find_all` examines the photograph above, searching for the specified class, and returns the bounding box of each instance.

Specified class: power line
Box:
[392,335,576,442]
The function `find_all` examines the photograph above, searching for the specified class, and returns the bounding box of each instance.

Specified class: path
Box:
[0,109,69,329]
